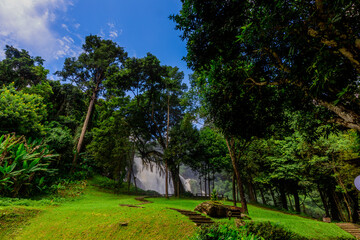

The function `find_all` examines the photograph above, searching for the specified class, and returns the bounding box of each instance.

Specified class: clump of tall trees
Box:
[0,35,192,198]
[171,0,360,221]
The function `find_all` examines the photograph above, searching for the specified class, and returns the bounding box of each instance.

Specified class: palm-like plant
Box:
[0,134,57,197]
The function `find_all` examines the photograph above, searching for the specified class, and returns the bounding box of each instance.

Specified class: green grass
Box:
[0,183,355,240]
[0,186,198,240]
[215,203,354,239]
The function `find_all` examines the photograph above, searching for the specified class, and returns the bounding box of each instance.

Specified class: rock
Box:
[119,222,128,226]
[194,201,229,218]
[235,219,246,227]
[240,213,251,220]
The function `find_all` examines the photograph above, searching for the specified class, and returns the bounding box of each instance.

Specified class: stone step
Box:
[189,216,210,219]
[190,217,214,221]
[193,220,215,224]
[168,207,214,227]
[336,223,360,239]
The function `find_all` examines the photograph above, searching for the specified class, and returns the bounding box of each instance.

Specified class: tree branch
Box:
[316,99,360,131]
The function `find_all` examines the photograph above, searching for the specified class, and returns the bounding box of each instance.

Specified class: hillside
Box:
[0,184,354,240]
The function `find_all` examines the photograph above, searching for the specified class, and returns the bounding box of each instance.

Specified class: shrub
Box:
[191,223,260,240]
[0,84,47,137]
[92,175,121,189]
[210,189,218,201]
[244,221,308,240]
[0,134,57,197]
[51,179,87,198]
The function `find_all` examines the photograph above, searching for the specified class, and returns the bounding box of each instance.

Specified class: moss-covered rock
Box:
[194,201,228,218]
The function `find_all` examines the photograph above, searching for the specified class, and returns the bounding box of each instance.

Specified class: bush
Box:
[244,221,308,240]
[191,223,260,240]
[0,84,47,137]
[0,134,57,197]
[92,175,122,190]
[51,179,87,198]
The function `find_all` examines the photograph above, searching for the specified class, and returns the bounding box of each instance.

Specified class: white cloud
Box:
[109,31,118,39]
[0,0,77,60]
[106,22,122,39]
[55,36,80,59]
[61,23,70,32]
[107,23,115,29]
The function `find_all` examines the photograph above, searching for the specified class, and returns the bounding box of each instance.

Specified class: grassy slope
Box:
[6,186,197,240]
[0,185,354,240]
[152,199,354,240]
[246,204,353,239]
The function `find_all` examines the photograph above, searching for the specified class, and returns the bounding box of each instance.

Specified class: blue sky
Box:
[0,0,192,84]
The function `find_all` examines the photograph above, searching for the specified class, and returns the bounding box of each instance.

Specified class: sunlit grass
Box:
[0,185,354,240]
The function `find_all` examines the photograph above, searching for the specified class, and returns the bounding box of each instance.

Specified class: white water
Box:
[132,157,192,195]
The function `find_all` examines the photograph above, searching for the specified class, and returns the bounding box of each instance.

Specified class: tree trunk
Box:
[199,175,202,196]
[133,173,137,193]
[279,181,288,210]
[260,187,267,205]
[232,172,237,206]
[208,165,211,197]
[248,181,256,203]
[293,188,301,213]
[170,166,184,197]
[127,144,136,193]
[225,137,248,214]
[349,191,359,223]
[253,183,258,203]
[288,194,294,210]
[318,185,330,217]
[212,171,215,191]
[165,93,170,198]
[127,163,133,193]
[165,161,169,198]
[328,186,341,221]
[72,81,100,170]
[270,188,277,207]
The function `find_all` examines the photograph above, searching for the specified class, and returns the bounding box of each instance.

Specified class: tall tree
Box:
[56,35,127,169]
[114,54,187,197]
[171,0,360,131]
[189,59,283,213]
[0,45,48,89]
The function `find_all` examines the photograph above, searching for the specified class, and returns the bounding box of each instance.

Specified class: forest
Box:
[1,0,360,239]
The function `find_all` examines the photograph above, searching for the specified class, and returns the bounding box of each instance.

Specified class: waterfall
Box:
[132,156,192,195]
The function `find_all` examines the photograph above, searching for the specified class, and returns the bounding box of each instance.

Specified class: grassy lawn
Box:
[0,184,354,240]
[215,203,354,239]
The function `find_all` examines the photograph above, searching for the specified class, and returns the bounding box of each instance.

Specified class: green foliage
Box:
[0,134,57,197]
[90,175,160,196]
[56,35,128,93]
[44,121,74,168]
[91,175,121,190]
[51,179,87,198]
[210,189,218,201]
[0,45,48,89]
[0,84,47,137]
[172,0,360,131]
[165,114,200,169]
[191,224,260,240]
[86,99,131,180]
[47,80,87,132]
[244,221,308,240]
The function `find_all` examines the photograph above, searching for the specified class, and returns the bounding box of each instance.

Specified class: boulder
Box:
[240,213,252,220]
[235,219,246,227]
[194,201,229,218]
